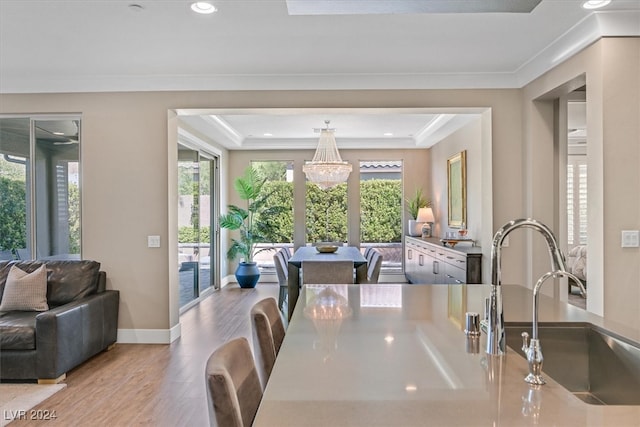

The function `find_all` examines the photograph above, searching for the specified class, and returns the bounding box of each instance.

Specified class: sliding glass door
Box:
[178,144,219,308]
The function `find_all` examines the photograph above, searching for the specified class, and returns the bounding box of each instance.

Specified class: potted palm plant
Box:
[220,166,284,288]
[406,188,431,237]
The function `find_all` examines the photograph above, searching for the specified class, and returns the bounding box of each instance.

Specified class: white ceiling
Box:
[178,109,483,150]
[1,0,636,149]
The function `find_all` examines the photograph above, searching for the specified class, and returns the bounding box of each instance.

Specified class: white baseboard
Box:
[117,323,181,344]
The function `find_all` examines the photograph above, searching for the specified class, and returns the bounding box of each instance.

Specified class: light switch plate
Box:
[148,235,161,248]
[621,230,640,248]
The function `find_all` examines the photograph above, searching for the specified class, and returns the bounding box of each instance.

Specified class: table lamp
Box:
[417,207,435,238]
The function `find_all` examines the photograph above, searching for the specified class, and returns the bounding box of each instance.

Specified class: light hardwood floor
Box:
[10,284,280,427]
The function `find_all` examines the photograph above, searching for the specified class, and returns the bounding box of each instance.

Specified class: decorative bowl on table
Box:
[316,245,339,253]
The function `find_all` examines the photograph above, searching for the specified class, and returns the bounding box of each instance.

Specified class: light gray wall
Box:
[430,117,490,281]
[522,38,640,328]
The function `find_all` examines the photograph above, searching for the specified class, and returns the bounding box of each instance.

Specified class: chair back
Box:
[251,297,286,385]
[302,260,354,284]
[273,249,290,312]
[364,250,383,284]
[205,337,263,427]
[279,247,291,262]
[363,247,374,263]
[273,249,288,285]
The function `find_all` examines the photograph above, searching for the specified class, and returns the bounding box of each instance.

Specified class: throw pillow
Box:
[0,264,49,312]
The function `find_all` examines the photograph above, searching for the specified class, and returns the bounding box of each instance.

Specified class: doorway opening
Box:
[565,87,588,309]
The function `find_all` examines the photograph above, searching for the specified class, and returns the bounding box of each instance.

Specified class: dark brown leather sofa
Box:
[0,260,119,383]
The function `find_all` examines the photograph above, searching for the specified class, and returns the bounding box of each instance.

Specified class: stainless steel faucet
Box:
[521,270,587,384]
[486,218,568,355]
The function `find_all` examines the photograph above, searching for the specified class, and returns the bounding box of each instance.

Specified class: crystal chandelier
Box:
[303,120,352,189]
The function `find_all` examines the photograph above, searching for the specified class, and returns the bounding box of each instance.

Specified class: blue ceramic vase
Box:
[235,262,260,288]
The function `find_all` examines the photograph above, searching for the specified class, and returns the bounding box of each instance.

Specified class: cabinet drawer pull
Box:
[418,254,424,266]
[408,249,413,260]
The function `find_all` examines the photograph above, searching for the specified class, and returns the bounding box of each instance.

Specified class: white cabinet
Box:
[405,236,482,284]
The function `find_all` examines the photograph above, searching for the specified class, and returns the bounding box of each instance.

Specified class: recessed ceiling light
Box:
[191,2,217,14]
[383,132,393,136]
[263,133,273,137]
[52,131,65,135]
[582,0,611,9]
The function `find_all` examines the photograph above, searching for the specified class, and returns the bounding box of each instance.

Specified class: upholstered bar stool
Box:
[250,297,286,387]
[205,337,262,427]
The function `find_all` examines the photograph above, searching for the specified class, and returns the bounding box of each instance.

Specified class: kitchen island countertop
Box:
[254,284,640,426]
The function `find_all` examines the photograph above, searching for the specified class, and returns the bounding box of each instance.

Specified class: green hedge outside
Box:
[0,177,27,251]
[179,179,402,244]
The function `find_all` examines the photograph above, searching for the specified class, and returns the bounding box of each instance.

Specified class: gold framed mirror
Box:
[447,150,467,228]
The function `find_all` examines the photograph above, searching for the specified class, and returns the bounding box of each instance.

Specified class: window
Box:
[0,117,81,261]
[251,161,294,269]
[567,158,587,246]
[360,161,403,273]
[306,179,348,244]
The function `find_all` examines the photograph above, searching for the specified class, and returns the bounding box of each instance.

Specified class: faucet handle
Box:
[521,332,530,352]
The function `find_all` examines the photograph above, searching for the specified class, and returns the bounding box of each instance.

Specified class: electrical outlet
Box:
[147,235,161,248]
[621,230,640,248]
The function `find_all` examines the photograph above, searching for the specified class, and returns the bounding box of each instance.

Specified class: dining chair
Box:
[250,297,286,387]
[302,260,354,284]
[272,249,289,312]
[363,247,374,262]
[280,247,291,261]
[205,337,263,427]
[363,250,383,284]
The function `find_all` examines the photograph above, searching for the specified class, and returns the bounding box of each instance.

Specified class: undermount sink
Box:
[505,322,640,405]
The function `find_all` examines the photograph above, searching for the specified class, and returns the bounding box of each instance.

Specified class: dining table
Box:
[286,246,367,320]
[253,283,640,426]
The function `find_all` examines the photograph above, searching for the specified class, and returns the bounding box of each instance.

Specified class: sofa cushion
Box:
[0,260,101,307]
[0,265,49,312]
[46,261,101,305]
[0,311,37,350]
